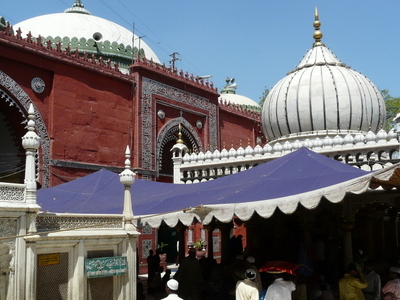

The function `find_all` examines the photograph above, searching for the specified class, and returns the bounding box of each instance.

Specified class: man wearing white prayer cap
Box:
[236,269,259,300]
[246,256,262,292]
[161,279,183,300]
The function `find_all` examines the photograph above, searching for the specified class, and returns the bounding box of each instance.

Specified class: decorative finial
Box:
[64,0,91,15]
[313,7,323,46]
[177,124,184,144]
[221,78,237,95]
[74,0,84,7]
[119,146,135,186]
[119,146,135,225]
[124,146,131,170]
[22,104,41,151]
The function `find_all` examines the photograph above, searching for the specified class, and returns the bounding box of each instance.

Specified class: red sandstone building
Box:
[0,2,262,187]
[0,1,261,270]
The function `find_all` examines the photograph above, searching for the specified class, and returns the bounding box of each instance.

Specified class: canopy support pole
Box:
[176,224,187,264]
[341,202,355,268]
[219,223,232,263]
[205,224,215,259]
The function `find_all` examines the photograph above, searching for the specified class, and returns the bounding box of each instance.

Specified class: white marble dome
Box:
[219,78,260,108]
[219,93,260,108]
[14,1,160,64]
[261,10,386,142]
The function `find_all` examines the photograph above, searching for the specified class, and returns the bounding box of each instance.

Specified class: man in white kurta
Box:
[265,275,296,300]
[246,256,263,292]
[161,279,184,300]
[362,260,381,300]
[236,269,260,300]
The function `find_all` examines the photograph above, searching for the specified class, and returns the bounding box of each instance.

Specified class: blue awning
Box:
[37,148,380,227]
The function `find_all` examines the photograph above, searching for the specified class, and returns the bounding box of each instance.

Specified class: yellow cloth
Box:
[339,273,368,300]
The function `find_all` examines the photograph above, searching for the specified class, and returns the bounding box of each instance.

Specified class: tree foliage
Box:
[382,89,400,131]
[259,86,270,107]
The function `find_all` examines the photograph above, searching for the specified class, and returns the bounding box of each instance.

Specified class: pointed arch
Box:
[156,117,203,177]
[141,77,217,171]
[0,70,50,187]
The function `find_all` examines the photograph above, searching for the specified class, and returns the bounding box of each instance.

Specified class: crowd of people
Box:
[144,246,400,300]
[338,261,400,300]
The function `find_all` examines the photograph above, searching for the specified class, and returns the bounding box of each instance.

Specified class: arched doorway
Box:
[0,89,27,183]
[157,117,203,182]
[0,71,50,187]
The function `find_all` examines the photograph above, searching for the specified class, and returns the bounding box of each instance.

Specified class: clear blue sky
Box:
[1,1,399,103]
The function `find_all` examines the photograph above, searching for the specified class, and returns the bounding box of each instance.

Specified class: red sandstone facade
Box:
[0,25,262,187]
[0,24,261,271]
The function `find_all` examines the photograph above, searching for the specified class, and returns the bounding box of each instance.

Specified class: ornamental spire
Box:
[177,124,184,144]
[171,124,188,183]
[119,146,135,226]
[64,0,91,15]
[22,104,40,205]
[313,7,323,46]
[220,78,237,95]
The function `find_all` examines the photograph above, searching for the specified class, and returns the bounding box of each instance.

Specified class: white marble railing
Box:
[175,129,400,183]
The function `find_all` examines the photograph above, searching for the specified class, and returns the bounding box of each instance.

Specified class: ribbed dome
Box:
[14,1,160,67]
[261,9,386,142]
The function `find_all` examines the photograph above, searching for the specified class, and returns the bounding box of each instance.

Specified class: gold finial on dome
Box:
[313,7,323,46]
[177,124,184,144]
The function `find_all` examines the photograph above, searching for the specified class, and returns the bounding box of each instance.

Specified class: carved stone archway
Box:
[0,70,50,187]
[141,77,217,172]
[156,117,203,177]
